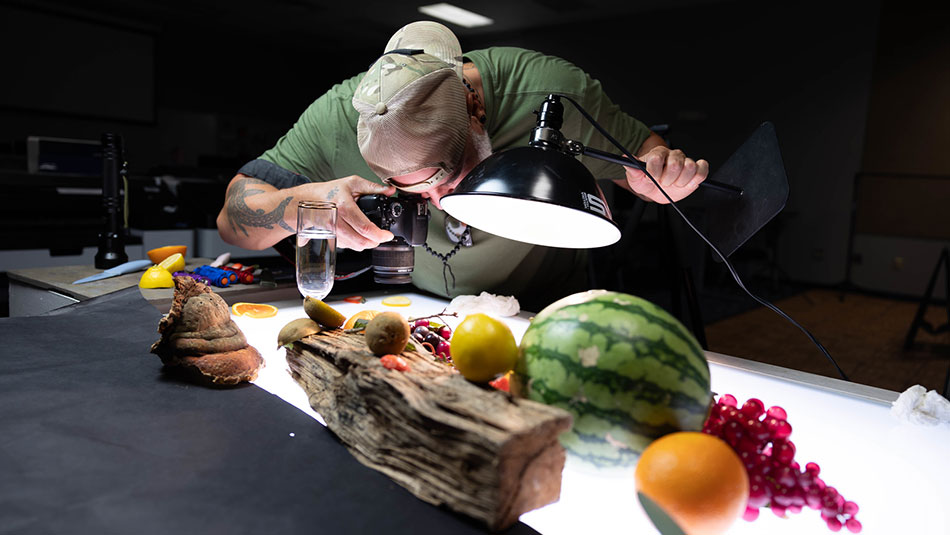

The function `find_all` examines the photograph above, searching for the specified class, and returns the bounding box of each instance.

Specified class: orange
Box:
[450,314,518,383]
[147,245,188,264]
[382,295,411,307]
[343,309,381,329]
[635,432,749,535]
[231,302,279,318]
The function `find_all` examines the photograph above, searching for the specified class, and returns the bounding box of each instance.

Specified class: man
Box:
[216,21,708,308]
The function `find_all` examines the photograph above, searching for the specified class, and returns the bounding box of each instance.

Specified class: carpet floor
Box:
[703,288,950,395]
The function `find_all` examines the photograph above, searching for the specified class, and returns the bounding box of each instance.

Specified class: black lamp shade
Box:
[440,146,621,248]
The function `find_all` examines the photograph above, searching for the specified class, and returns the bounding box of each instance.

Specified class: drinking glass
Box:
[296,201,337,300]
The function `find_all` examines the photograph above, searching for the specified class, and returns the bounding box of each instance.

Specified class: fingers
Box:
[336,176,395,250]
[297,176,397,251]
[625,148,709,204]
[336,202,394,251]
[344,175,396,198]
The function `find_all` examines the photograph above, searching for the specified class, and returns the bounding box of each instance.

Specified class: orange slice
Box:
[382,295,411,307]
[147,245,188,264]
[343,309,381,329]
[231,302,279,318]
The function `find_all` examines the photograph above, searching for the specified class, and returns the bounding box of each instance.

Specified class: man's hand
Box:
[621,145,709,204]
[298,175,397,251]
[217,173,396,251]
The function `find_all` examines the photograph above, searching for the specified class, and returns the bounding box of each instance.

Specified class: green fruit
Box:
[364,312,410,356]
[303,297,346,328]
[514,290,711,469]
[277,318,322,348]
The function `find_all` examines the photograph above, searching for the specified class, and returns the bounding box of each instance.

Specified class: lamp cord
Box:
[556,94,850,382]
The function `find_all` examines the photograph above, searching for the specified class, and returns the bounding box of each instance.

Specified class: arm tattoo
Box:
[327,186,339,200]
[226,177,294,236]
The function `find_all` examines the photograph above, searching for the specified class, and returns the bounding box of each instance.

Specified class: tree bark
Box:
[285,329,573,531]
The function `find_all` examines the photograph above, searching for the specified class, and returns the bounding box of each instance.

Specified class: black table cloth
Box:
[0,288,540,535]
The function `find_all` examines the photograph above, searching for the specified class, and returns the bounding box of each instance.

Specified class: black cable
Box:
[558,94,850,382]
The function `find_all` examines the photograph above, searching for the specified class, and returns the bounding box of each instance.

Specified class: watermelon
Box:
[514,290,711,469]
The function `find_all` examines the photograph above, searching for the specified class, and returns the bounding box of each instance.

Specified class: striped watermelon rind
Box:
[515,290,711,469]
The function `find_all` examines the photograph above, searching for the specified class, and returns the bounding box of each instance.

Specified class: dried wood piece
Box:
[285,330,572,531]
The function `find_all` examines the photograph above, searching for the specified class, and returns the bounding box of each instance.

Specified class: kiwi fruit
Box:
[364,312,410,356]
[277,318,322,348]
[303,297,346,328]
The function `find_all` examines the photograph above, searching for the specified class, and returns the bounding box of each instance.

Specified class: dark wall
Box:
[8,0,949,293]
[462,1,882,285]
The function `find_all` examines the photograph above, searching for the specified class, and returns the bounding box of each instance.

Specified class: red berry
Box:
[773,439,796,465]
[843,501,859,516]
[740,398,765,418]
[767,405,788,420]
[379,354,410,372]
[826,517,843,532]
[766,417,793,439]
[743,506,760,521]
[719,393,738,407]
[845,518,862,533]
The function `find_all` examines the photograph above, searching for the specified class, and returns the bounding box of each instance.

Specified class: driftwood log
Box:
[285,330,573,531]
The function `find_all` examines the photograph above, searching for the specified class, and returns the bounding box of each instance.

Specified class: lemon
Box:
[158,252,185,273]
[139,265,174,288]
[382,295,412,307]
[450,313,518,383]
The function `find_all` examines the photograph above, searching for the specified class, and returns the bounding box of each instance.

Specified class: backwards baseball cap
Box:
[353,21,470,190]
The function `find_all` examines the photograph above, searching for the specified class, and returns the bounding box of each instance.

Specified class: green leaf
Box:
[637,492,686,535]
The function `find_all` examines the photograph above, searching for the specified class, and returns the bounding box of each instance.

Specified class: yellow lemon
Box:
[450,314,518,383]
[157,252,185,274]
[382,295,412,307]
[139,266,174,288]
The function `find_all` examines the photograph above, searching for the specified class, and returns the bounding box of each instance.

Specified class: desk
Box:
[1,288,947,534]
[6,260,295,316]
[239,292,948,535]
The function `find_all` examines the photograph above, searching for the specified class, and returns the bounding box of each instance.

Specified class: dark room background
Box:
[1,0,948,305]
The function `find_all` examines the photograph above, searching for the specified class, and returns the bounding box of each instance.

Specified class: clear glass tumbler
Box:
[296,201,337,300]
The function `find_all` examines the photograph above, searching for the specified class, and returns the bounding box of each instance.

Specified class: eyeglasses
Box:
[383,166,455,193]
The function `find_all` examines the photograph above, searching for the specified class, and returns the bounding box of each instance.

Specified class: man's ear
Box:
[466,91,486,124]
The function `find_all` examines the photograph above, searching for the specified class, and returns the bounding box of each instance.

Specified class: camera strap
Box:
[422,225,471,295]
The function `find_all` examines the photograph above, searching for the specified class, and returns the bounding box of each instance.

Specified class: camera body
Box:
[357,194,429,284]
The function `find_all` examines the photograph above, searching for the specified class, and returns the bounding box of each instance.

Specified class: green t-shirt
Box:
[258,47,652,307]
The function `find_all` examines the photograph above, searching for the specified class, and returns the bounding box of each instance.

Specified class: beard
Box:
[470,127,493,163]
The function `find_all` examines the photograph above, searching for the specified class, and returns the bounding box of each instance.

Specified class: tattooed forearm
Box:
[226,177,294,236]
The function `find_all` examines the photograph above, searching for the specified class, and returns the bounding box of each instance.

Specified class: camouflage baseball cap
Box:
[353,21,469,183]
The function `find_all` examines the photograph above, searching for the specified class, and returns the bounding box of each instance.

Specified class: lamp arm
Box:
[572,143,743,196]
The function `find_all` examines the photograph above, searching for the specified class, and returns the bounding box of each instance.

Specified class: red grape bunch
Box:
[410,318,452,362]
[702,394,862,533]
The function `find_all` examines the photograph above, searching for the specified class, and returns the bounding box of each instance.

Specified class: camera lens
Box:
[371,238,414,284]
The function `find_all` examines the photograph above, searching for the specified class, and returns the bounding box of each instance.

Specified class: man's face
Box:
[388,124,492,210]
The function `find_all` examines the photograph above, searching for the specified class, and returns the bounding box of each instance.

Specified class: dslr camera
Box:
[357,194,429,284]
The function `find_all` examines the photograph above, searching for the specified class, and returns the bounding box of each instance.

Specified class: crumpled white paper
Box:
[445,292,521,317]
[890,384,950,426]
